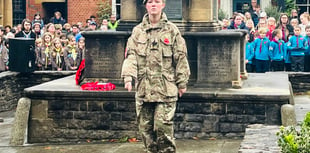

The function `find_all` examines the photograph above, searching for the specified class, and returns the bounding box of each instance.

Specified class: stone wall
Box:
[0,71,75,112]
[27,88,287,143]
[289,72,310,93]
[25,73,290,143]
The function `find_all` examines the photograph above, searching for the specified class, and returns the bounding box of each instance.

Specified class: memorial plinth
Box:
[81,31,130,85]
[184,31,244,88]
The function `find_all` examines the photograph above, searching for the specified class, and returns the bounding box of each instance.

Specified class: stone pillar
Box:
[10,98,31,146]
[4,0,12,26]
[118,0,144,31]
[0,0,13,26]
[0,0,3,25]
[281,104,297,126]
[121,0,139,21]
[188,0,213,21]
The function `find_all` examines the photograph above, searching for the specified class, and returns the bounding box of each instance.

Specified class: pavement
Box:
[0,95,309,153]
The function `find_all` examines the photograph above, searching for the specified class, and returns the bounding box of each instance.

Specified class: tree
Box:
[97,0,112,24]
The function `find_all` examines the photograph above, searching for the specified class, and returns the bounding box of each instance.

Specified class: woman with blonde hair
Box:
[299,12,310,36]
[246,19,256,42]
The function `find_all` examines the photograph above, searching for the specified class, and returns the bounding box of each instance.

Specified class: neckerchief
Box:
[295,35,299,48]
[281,26,287,42]
[55,47,62,66]
[44,43,51,68]
[68,45,77,61]
[272,39,282,53]
[234,23,240,29]
[23,31,31,38]
[257,36,264,53]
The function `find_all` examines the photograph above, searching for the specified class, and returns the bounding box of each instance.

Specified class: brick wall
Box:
[67,0,103,24]
[0,71,75,112]
[26,0,44,20]
[26,0,109,25]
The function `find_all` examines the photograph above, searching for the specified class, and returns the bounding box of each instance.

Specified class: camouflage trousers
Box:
[136,100,177,153]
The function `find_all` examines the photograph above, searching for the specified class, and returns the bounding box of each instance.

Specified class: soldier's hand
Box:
[178,88,187,97]
[125,82,132,92]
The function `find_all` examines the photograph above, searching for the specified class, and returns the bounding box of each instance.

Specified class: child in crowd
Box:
[244,12,252,23]
[253,28,271,73]
[269,29,286,71]
[304,25,310,72]
[50,38,63,71]
[245,34,255,72]
[78,37,86,61]
[285,35,292,71]
[64,35,79,70]
[290,18,299,28]
[246,20,256,42]
[35,38,43,70]
[59,34,68,47]
[287,25,308,71]
[38,32,53,70]
[0,36,9,72]
[266,17,276,40]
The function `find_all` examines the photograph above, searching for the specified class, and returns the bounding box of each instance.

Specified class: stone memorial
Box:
[184,32,242,88]
[163,0,182,20]
[80,31,130,85]
[19,0,292,144]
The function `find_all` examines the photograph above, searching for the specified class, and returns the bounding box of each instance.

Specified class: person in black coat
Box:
[15,19,36,39]
[227,14,249,30]
[49,11,66,26]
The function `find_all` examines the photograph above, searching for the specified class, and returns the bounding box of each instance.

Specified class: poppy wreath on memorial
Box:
[75,59,85,85]
[75,59,116,91]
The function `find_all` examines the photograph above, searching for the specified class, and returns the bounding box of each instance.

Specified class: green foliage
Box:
[218,9,228,21]
[277,112,310,153]
[96,0,112,23]
[285,0,297,15]
[264,5,281,22]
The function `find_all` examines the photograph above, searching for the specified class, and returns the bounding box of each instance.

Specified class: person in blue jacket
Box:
[304,25,310,72]
[287,25,309,72]
[269,29,286,71]
[252,28,271,73]
[245,34,255,72]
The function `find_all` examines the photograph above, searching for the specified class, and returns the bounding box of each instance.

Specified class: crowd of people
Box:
[223,0,310,73]
[0,11,119,72]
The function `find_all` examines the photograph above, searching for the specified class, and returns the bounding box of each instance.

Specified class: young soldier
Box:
[121,0,190,152]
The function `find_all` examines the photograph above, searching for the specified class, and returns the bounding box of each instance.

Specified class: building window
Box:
[12,0,26,25]
[296,0,310,14]
[116,0,121,20]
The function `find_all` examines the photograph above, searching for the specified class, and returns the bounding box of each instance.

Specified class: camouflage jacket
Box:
[121,13,190,102]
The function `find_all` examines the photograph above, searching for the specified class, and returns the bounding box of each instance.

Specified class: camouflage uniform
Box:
[121,12,190,153]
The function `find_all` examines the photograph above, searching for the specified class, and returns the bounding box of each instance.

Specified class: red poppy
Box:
[164,38,169,44]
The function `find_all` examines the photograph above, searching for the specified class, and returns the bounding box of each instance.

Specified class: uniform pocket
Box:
[160,37,173,70]
[163,73,177,97]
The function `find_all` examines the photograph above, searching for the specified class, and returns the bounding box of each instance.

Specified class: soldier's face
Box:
[145,0,165,16]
